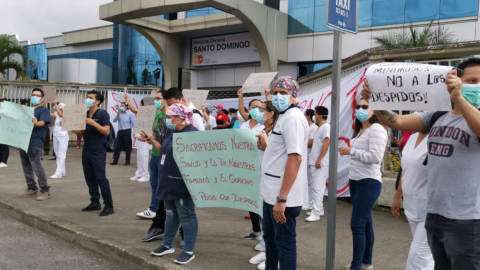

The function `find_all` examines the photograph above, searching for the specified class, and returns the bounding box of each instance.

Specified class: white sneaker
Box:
[138,177,149,182]
[302,204,312,211]
[50,174,62,179]
[257,261,265,270]
[130,176,140,181]
[305,214,321,222]
[249,252,266,265]
[0,162,7,168]
[254,241,264,252]
[307,211,324,216]
[344,264,373,270]
[136,209,156,219]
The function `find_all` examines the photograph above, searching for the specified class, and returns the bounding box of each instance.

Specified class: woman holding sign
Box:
[339,99,388,270]
[145,103,199,265]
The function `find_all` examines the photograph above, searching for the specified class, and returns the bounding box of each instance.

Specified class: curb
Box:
[0,198,187,270]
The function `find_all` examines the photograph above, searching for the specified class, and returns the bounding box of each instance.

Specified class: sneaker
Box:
[302,204,312,211]
[240,231,262,240]
[254,241,264,252]
[81,203,101,212]
[142,228,164,242]
[19,189,38,197]
[136,209,156,219]
[50,174,62,179]
[0,162,7,168]
[151,245,175,257]
[307,211,325,216]
[99,205,114,216]
[257,261,265,270]
[305,214,321,222]
[174,251,195,265]
[109,161,118,165]
[36,190,50,201]
[138,177,149,182]
[249,252,266,265]
[130,176,140,181]
[344,264,374,270]
[179,239,184,249]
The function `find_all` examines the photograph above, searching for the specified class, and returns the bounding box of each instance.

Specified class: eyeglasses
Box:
[249,106,268,112]
[355,105,369,110]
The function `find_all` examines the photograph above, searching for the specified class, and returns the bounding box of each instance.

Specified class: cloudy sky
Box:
[0,0,113,43]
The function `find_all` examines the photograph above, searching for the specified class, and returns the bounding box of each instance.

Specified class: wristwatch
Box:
[276,196,287,203]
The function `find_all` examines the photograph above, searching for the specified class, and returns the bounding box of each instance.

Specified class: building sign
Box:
[192,33,260,66]
[326,0,359,34]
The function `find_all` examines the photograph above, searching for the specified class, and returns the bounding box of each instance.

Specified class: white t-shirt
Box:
[240,119,265,133]
[308,123,330,166]
[53,110,68,137]
[187,102,205,131]
[261,107,309,207]
[237,112,246,127]
[203,116,216,130]
[307,123,318,158]
[401,133,428,221]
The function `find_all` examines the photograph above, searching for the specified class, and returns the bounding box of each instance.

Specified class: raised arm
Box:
[237,89,249,121]
[124,94,138,114]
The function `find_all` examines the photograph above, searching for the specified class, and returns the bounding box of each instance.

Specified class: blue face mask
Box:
[120,107,126,112]
[154,100,163,110]
[272,94,291,112]
[249,108,259,120]
[85,98,94,108]
[31,96,41,106]
[255,111,267,125]
[166,118,176,130]
[355,108,370,122]
[462,84,480,107]
[216,108,220,114]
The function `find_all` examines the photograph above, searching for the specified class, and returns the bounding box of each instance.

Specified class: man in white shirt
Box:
[257,76,308,270]
[163,88,205,131]
[306,106,330,222]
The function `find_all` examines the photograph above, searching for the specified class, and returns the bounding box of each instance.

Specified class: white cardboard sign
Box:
[242,72,278,93]
[366,63,453,111]
[183,89,209,109]
[43,86,56,104]
[133,105,157,135]
[61,104,86,131]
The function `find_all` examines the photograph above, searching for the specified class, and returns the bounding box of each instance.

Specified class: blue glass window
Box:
[186,7,223,18]
[24,44,47,80]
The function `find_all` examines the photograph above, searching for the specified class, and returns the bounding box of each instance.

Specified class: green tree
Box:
[372,21,458,50]
[0,34,27,80]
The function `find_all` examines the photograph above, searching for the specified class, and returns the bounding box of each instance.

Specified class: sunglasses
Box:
[355,105,369,110]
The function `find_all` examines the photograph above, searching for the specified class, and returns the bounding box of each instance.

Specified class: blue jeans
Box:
[148,156,160,212]
[262,201,301,270]
[349,179,382,270]
[162,197,198,253]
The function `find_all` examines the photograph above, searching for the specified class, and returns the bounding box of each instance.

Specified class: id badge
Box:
[161,154,166,165]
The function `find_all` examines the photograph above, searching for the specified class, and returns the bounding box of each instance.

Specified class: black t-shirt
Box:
[83,109,110,153]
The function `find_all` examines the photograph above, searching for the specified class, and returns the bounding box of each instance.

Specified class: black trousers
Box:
[150,200,184,239]
[82,151,113,207]
[113,129,132,162]
[0,144,9,164]
[249,212,262,232]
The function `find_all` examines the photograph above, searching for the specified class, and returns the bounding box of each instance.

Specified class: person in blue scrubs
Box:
[73,90,114,217]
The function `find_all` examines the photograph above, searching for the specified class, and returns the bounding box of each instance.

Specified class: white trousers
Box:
[406,219,434,270]
[53,135,69,176]
[135,140,150,179]
[308,166,327,216]
[304,167,311,206]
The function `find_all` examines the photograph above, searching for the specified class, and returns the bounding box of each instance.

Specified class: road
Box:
[0,212,118,270]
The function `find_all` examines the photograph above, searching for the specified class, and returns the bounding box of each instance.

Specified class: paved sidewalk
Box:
[0,146,411,269]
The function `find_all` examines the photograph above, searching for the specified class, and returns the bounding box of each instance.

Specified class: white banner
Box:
[192,32,259,66]
[107,90,144,148]
[366,62,453,111]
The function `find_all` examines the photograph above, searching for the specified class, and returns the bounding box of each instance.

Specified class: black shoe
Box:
[142,228,164,242]
[99,205,114,216]
[124,161,130,166]
[151,245,175,257]
[81,203,101,212]
[109,161,118,165]
[174,251,195,265]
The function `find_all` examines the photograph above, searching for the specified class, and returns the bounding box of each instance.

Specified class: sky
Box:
[0,0,113,44]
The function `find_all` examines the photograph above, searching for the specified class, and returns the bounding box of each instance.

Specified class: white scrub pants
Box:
[304,167,311,206]
[53,135,68,176]
[135,140,150,179]
[406,219,434,270]
[308,166,327,216]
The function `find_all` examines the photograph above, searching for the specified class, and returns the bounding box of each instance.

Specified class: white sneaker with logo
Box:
[136,209,156,219]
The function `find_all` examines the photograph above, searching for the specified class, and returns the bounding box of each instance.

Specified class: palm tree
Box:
[0,34,27,80]
[372,21,458,50]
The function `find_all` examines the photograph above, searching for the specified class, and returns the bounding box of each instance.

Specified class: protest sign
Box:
[142,97,156,106]
[366,63,453,111]
[0,102,34,151]
[107,90,143,148]
[242,72,278,93]
[133,105,157,135]
[61,104,86,131]
[43,86,56,103]
[183,89,209,109]
[173,129,262,216]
